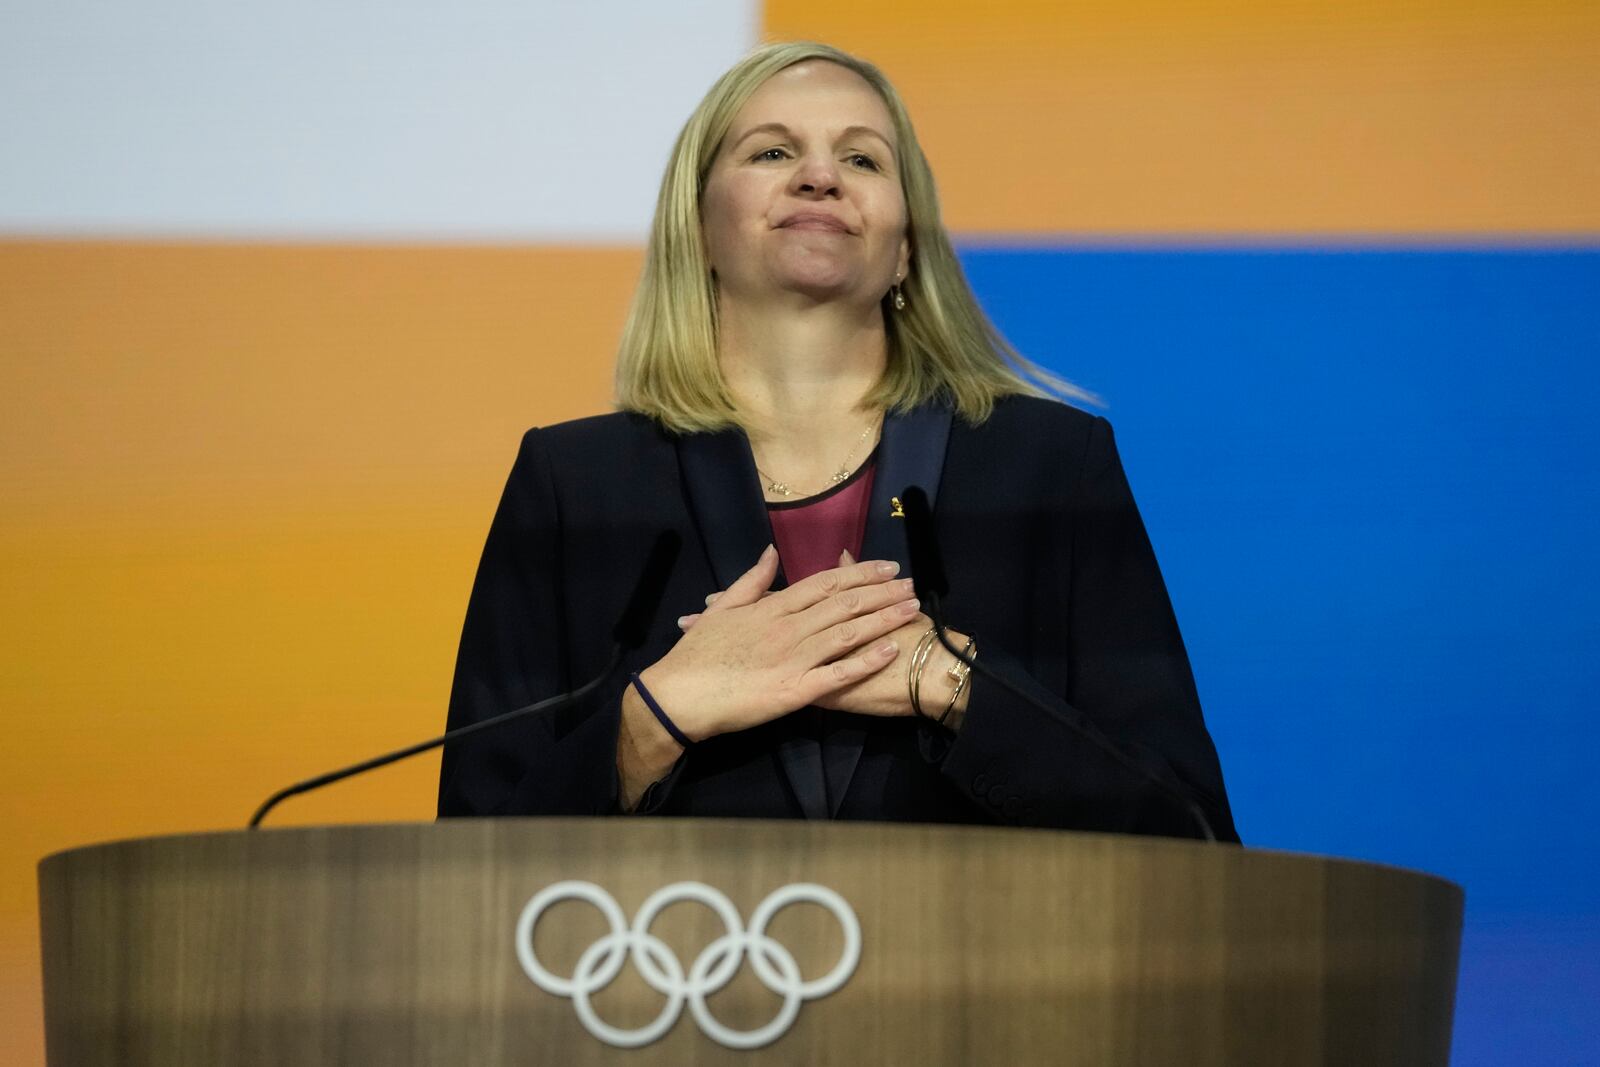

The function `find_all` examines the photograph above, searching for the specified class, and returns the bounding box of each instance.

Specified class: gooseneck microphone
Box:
[247,530,682,829]
[898,487,1218,843]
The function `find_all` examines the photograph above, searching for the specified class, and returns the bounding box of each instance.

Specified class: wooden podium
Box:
[39,819,1462,1065]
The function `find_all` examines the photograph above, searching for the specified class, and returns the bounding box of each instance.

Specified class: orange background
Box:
[0,243,633,1060]
[768,0,1600,235]
[3,1,1597,1062]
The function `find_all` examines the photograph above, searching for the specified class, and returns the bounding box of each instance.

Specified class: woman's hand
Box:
[807,605,972,722]
[676,550,972,723]
[639,545,921,742]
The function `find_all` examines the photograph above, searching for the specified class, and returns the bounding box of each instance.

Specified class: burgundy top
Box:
[766,453,877,584]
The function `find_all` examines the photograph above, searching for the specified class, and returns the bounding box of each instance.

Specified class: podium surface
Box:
[40,819,1461,1065]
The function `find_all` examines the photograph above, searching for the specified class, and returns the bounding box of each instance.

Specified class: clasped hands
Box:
[640,545,969,742]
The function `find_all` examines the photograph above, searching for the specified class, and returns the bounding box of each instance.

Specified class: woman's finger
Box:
[677,612,702,631]
[795,595,921,662]
[708,544,779,611]
[794,640,900,705]
[702,587,772,617]
[769,558,900,615]
[838,549,855,566]
[790,576,916,636]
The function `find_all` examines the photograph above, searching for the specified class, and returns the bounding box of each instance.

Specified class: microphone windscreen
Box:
[612,530,682,649]
[899,486,949,602]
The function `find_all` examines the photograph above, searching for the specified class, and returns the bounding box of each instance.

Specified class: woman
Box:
[437,42,1238,841]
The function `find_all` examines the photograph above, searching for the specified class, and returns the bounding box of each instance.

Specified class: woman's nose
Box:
[790,154,841,198]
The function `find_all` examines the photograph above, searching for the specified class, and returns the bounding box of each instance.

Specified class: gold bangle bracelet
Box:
[907,626,940,717]
[938,634,977,726]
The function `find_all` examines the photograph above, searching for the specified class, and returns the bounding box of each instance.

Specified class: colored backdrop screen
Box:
[962,245,1600,1063]
[3,2,1597,1063]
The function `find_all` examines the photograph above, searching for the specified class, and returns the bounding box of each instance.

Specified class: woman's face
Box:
[701,60,912,310]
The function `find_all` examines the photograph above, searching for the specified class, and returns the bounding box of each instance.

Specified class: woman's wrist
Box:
[940,632,975,730]
[629,670,696,748]
[616,675,687,810]
[908,628,974,730]
[941,665,973,732]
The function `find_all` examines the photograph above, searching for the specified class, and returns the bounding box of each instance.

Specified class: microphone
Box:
[898,486,1218,842]
[899,487,948,610]
[613,530,683,648]
[247,530,682,829]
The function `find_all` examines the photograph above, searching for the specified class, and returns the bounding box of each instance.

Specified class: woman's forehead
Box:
[731,61,894,138]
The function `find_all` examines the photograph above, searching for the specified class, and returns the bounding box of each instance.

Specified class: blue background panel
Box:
[959,245,1600,1063]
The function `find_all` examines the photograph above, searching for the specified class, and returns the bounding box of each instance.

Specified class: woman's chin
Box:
[785,283,856,306]
[769,270,872,306]
[763,250,869,302]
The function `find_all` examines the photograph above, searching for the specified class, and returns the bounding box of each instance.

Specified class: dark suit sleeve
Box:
[932,416,1239,841]
[437,428,629,817]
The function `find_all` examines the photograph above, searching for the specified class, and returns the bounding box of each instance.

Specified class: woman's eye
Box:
[753,147,789,162]
[848,153,880,171]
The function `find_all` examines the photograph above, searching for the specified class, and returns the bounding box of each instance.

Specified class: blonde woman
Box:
[438,43,1237,840]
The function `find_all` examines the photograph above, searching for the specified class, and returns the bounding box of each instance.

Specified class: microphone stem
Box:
[926,609,1217,843]
[247,645,624,829]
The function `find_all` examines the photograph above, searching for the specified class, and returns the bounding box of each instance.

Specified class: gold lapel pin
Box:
[889,496,905,519]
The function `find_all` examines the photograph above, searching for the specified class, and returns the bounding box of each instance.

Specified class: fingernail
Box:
[677,616,689,629]
[897,598,921,616]
[705,592,721,605]
[876,561,900,576]
[877,641,899,656]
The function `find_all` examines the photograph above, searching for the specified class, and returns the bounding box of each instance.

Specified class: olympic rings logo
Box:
[515,881,861,1050]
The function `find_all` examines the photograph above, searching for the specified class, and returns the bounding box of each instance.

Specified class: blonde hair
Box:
[614,41,1091,432]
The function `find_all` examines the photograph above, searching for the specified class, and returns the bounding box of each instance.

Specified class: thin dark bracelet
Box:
[629,671,693,749]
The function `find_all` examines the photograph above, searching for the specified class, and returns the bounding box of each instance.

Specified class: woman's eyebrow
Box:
[731,121,793,147]
[838,124,896,156]
[730,121,897,156]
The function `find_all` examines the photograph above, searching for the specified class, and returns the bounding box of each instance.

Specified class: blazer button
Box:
[972,774,989,793]
[1002,795,1022,819]
[987,785,1006,807]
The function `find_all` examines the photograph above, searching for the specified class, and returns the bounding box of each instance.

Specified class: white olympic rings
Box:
[514,880,861,1049]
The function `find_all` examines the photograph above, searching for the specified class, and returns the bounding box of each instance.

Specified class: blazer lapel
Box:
[675,429,830,819]
[675,429,774,591]
[820,402,954,816]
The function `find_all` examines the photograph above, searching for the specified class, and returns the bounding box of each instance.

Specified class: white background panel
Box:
[0,0,757,240]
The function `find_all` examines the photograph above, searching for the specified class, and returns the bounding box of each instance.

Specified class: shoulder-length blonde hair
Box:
[615,41,1090,432]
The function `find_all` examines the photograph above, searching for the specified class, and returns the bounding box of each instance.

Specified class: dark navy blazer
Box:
[437,396,1239,841]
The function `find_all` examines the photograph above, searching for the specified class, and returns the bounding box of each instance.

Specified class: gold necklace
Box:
[756,415,882,499]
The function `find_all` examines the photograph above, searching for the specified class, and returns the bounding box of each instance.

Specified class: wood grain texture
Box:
[39,819,1462,1065]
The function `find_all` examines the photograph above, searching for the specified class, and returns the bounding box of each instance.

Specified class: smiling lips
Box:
[778,211,852,234]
